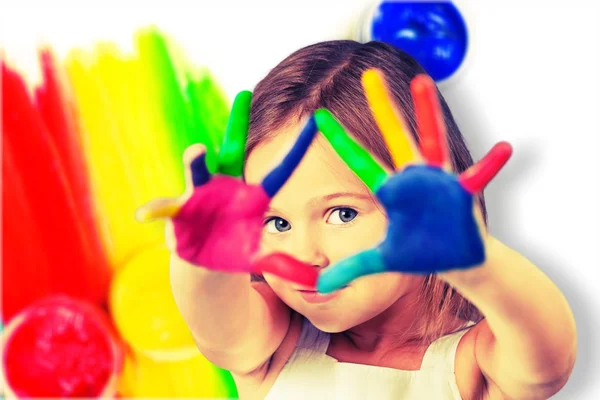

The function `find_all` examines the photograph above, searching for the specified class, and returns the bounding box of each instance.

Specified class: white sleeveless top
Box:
[265,318,473,400]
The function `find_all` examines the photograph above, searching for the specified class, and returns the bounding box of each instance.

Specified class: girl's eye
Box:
[265,217,291,233]
[327,208,358,225]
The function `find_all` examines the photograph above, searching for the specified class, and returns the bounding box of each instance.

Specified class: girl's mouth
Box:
[296,286,348,304]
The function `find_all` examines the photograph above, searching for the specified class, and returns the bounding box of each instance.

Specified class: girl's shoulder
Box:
[421,320,477,370]
[233,310,308,399]
[454,319,489,400]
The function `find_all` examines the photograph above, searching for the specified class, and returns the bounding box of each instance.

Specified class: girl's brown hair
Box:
[245,40,484,344]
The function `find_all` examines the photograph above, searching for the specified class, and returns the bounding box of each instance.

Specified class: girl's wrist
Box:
[437,234,500,289]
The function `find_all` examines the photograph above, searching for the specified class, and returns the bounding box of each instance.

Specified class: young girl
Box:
[143,41,577,399]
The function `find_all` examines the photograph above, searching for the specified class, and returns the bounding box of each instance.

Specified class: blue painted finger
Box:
[190,153,211,187]
[261,116,318,197]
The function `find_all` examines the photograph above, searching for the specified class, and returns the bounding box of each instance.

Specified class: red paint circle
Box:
[3,296,121,398]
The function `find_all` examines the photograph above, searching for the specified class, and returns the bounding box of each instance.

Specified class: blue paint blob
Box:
[367,2,469,82]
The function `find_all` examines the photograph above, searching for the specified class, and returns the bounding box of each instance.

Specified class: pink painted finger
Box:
[459,142,513,194]
[411,75,449,169]
[253,253,318,288]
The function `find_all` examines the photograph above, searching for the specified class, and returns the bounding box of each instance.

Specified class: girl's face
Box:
[245,122,423,333]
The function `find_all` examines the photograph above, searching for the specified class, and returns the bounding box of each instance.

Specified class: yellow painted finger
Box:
[362,69,421,169]
[135,198,181,222]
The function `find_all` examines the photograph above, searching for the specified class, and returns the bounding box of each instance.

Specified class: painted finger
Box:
[411,74,450,170]
[316,248,387,294]
[253,253,319,288]
[459,142,512,194]
[190,153,210,187]
[261,116,318,197]
[216,90,251,177]
[315,108,388,192]
[135,197,182,222]
[181,143,209,196]
[362,69,421,169]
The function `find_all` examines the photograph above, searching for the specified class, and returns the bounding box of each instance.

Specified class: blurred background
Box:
[1,0,599,398]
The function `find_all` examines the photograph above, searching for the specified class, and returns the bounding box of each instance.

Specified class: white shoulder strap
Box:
[420,322,474,372]
[265,318,335,399]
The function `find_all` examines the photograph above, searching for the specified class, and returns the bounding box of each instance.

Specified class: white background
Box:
[2,1,599,398]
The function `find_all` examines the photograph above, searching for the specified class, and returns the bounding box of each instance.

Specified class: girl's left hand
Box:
[136,91,320,287]
[313,70,513,293]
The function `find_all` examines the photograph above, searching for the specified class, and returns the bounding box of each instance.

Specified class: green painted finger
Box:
[314,108,388,192]
[217,90,252,176]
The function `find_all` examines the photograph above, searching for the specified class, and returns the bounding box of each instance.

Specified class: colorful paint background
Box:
[2,26,238,398]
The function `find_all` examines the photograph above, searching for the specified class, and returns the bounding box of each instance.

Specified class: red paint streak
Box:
[2,62,110,321]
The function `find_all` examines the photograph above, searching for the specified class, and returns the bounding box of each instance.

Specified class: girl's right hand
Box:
[135,91,319,287]
[313,70,512,293]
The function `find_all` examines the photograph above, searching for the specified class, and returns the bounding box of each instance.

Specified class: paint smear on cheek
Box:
[173,176,270,271]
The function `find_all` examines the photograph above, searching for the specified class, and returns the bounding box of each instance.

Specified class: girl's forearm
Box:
[439,236,576,384]
[169,255,291,375]
[169,255,255,350]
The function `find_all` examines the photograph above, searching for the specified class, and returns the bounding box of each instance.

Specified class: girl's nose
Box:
[290,231,329,270]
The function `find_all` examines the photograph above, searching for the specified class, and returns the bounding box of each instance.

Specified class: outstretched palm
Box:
[137,91,319,287]
[314,70,512,293]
